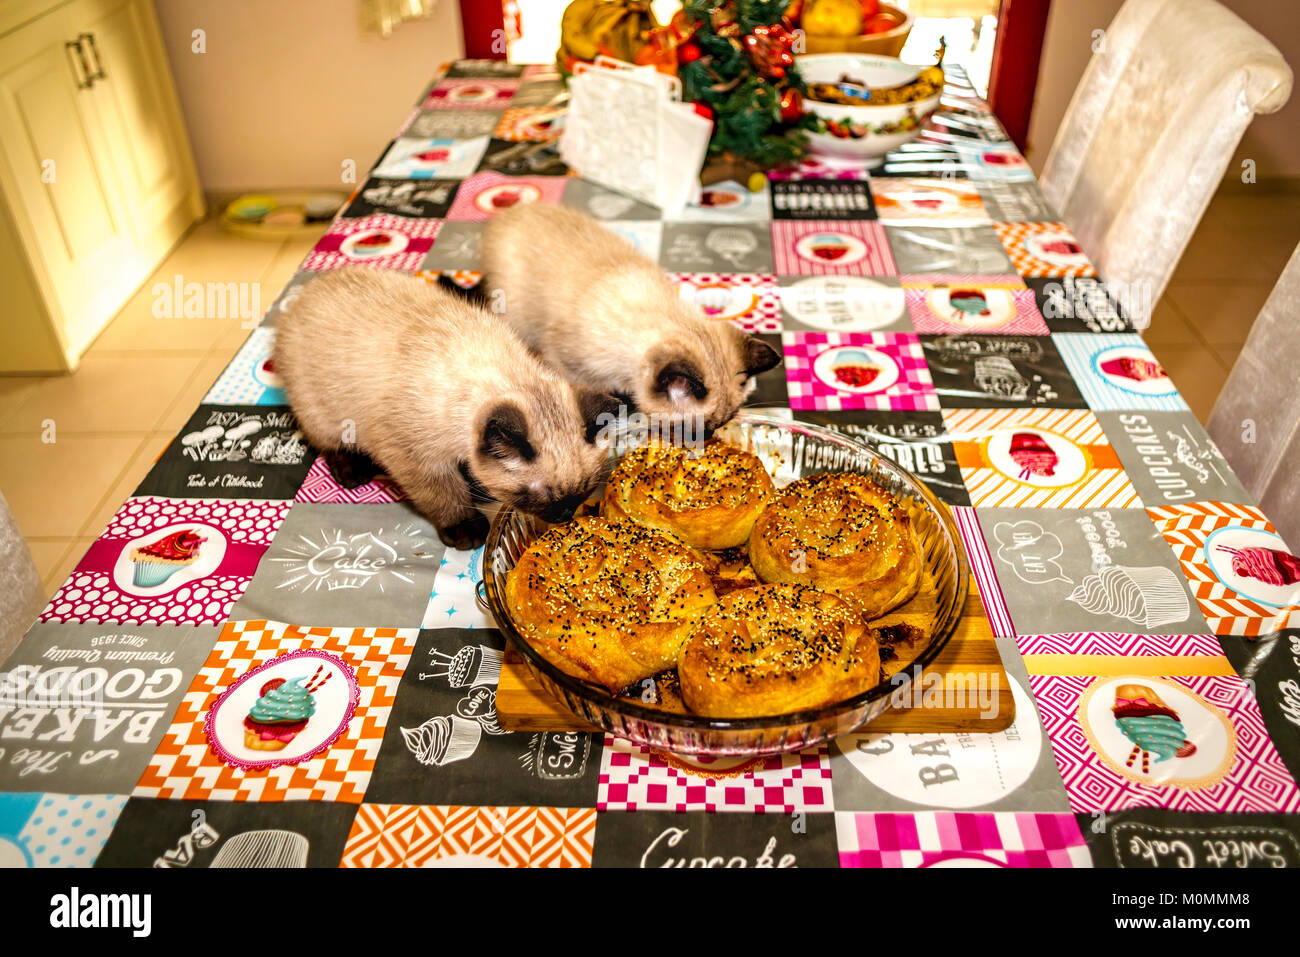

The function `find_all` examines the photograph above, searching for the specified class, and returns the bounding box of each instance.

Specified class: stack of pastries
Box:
[503,440,927,719]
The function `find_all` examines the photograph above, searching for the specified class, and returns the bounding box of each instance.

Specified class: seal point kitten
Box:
[273,267,617,548]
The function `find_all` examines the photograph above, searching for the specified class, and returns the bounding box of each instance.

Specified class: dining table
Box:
[3,56,1298,871]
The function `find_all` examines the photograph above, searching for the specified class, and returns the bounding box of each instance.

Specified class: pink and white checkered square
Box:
[836,812,1091,868]
[597,735,833,813]
[905,286,1049,335]
[294,456,407,505]
[782,331,938,411]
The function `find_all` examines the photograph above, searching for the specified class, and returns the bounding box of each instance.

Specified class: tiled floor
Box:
[0,212,326,601]
[0,186,1297,606]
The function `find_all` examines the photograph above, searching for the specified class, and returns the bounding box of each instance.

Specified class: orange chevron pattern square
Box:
[1147,503,1300,636]
[943,407,1140,508]
[992,221,1096,277]
[339,804,596,867]
[134,620,416,803]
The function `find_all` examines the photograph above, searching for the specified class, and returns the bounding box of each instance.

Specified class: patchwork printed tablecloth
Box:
[4,59,1299,870]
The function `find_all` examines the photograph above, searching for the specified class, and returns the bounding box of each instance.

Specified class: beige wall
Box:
[154,0,465,192]
[1025,0,1298,179]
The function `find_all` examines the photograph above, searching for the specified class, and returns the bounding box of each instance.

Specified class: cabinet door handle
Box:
[79,33,106,82]
[64,39,94,89]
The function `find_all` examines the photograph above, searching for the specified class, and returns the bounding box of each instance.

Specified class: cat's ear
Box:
[653,355,708,405]
[479,401,535,461]
[741,336,782,376]
[576,387,621,443]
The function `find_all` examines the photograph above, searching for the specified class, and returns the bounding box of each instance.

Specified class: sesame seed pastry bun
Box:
[749,472,921,621]
[678,584,880,718]
[601,442,776,550]
[504,517,718,693]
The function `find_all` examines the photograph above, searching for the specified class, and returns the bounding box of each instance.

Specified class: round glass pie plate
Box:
[480,410,969,756]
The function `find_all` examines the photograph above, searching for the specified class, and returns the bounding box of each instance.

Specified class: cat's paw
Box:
[436,512,490,551]
[322,448,382,490]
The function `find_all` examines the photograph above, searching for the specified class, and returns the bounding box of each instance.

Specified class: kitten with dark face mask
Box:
[481,204,781,439]
[273,268,617,549]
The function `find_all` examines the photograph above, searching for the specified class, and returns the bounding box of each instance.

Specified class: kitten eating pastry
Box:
[481,204,781,439]
[274,268,618,548]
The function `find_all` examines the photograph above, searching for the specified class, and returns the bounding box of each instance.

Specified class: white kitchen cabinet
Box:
[0,0,203,373]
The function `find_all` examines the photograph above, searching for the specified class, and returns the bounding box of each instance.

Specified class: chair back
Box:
[1040,0,1292,325]
[1208,242,1300,548]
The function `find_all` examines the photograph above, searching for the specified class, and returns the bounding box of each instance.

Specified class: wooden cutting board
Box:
[495,574,1014,735]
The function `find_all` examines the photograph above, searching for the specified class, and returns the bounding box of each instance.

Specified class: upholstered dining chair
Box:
[1207,242,1300,549]
[0,490,43,664]
[1039,0,1292,327]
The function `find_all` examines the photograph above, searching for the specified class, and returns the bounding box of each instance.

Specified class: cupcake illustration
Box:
[1099,355,1167,382]
[447,645,503,689]
[1008,431,1058,480]
[401,715,482,766]
[948,288,991,317]
[1217,544,1300,587]
[242,666,330,752]
[1066,564,1191,629]
[1111,683,1197,776]
[827,348,880,389]
[130,528,205,587]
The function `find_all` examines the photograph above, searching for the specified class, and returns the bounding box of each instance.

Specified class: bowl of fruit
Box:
[792,0,912,56]
[800,52,944,161]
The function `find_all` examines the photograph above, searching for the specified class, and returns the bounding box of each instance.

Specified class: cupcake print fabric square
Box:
[964,508,1208,636]
[771,221,896,276]
[783,331,938,411]
[905,279,1048,335]
[372,137,489,179]
[776,276,912,334]
[943,408,1140,509]
[1147,502,1300,636]
[671,273,781,334]
[41,496,291,628]
[1053,333,1188,411]
[303,214,442,272]
[203,328,285,406]
[1021,633,1300,813]
[421,78,517,109]
[134,620,416,803]
[444,171,565,222]
[993,222,1096,278]
[868,177,991,225]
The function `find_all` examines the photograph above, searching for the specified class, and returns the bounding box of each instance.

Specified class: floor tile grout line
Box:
[73,432,154,539]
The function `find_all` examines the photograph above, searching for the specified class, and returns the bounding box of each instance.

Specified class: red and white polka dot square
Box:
[597,735,833,813]
[669,272,782,333]
[444,171,565,222]
[39,497,290,628]
[302,215,442,272]
[771,221,897,276]
[782,331,938,411]
[421,77,517,109]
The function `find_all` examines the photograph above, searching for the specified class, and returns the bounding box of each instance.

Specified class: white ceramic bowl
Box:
[799,53,942,161]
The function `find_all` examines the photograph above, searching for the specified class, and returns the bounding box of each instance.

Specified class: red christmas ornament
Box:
[679,41,702,64]
[780,87,803,121]
[744,22,796,79]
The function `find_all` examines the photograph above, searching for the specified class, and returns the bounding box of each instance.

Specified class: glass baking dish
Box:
[480,410,969,756]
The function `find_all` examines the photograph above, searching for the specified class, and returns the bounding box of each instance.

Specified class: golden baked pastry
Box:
[749,472,921,620]
[504,516,717,693]
[678,583,880,718]
[601,442,776,550]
